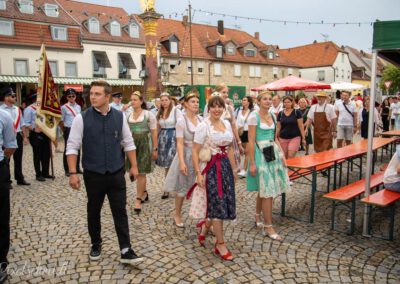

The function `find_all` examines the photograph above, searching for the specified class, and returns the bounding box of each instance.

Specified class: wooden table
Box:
[285,137,397,223]
[381,130,400,137]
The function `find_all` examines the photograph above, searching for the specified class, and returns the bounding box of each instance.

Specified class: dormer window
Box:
[0,0,6,10]
[18,0,33,14]
[110,20,121,36]
[44,3,58,17]
[216,45,223,58]
[51,26,67,41]
[245,49,256,57]
[226,46,235,55]
[170,41,178,54]
[88,17,100,34]
[268,51,274,59]
[129,23,139,38]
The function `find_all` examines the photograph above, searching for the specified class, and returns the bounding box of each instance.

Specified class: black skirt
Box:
[240,130,249,143]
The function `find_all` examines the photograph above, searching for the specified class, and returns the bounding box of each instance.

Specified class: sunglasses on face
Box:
[9,95,16,98]
[67,95,76,98]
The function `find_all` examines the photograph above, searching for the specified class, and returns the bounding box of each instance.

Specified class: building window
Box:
[110,21,121,36]
[18,0,33,14]
[273,67,279,79]
[48,61,58,76]
[187,60,192,74]
[118,53,135,78]
[255,66,261,77]
[0,0,6,10]
[93,51,111,78]
[318,70,325,81]
[341,69,344,78]
[268,51,274,59]
[129,23,139,38]
[0,20,13,36]
[227,46,235,55]
[214,63,221,76]
[51,26,67,41]
[288,68,293,75]
[15,59,28,76]
[65,62,77,77]
[170,41,178,54]
[245,49,256,57]
[216,45,223,58]
[341,53,344,63]
[249,66,261,77]
[234,64,241,77]
[197,61,204,74]
[88,18,100,34]
[44,3,58,17]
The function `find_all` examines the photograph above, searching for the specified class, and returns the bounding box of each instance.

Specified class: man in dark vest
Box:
[66,80,143,265]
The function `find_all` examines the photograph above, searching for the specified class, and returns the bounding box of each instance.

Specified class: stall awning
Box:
[118,53,136,69]
[0,75,142,86]
[373,20,400,67]
[93,51,112,68]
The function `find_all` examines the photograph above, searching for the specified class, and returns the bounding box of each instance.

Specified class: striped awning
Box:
[0,75,142,86]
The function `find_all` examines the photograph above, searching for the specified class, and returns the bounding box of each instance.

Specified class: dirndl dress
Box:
[126,111,153,174]
[163,115,201,196]
[246,112,290,198]
[157,108,180,168]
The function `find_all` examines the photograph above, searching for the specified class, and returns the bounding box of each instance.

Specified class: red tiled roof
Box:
[0,0,81,49]
[279,41,345,68]
[346,46,384,74]
[58,0,145,45]
[156,18,299,67]
[0,0,79,26]
[0,21,81,49]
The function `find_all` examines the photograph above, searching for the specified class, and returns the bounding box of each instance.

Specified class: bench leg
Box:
[281,192,286,217]
[359,156,363,180]
[347,159,351,185]
[389,204,395,241]
[310,170,317,224]
[331,201,336,230]
[326,168,331,193]
[349,199,356,235]
[339,163,343,187]
[333,162,337,190]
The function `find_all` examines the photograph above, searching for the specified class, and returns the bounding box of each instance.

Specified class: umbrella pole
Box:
[362,50,378,237]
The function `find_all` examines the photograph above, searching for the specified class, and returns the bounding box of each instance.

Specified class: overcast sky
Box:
[83,0,399,51]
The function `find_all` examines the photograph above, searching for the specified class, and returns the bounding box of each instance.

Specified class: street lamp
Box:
[161,59,169,78]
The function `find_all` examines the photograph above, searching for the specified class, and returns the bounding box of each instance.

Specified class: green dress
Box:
[126,112,153,174]
[246,112,290,198]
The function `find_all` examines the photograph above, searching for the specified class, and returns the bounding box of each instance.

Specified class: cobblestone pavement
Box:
[4,141,400,283]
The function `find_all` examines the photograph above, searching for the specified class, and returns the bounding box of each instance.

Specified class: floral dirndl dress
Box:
[246,112,290,198]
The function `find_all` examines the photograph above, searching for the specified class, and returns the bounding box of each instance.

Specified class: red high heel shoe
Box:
[196,220,207,247]
[214,242,233,261]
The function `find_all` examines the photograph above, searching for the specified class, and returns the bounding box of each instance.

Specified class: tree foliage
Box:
[379,65,400,95]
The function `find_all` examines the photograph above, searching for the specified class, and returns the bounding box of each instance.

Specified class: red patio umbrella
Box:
[251,75,331,91]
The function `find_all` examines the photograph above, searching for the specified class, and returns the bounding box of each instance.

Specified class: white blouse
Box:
[176,115,202,144]
[128,109,157,130]
[236,109,252,131]
[158,107,183,128]
[248,111,276,130]
[194,119,233,152]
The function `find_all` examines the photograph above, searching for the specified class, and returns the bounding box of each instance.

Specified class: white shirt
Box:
[248,111,276,130]
[158,107,183,129]
[194,119,233,150]
[335,100,356,126]
[307,103,337,123]
[236,109,252,131]
[66,108,136,156]
[270,103,283,116]
[390,102,400,119]
[384,149,400,184]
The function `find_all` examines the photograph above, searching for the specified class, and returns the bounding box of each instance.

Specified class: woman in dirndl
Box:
[247,91,290,241]
[156,92,182,199]
[192,95,237,261]
[203,83,244,170]
[162,93,201,227]
[127,91,158,214]
[298,98,313,155]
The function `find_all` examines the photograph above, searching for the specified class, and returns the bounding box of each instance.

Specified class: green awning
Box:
[0,75,142,86]
[373,20,400,66]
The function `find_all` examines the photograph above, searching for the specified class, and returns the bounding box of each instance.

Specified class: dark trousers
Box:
[12,132,25,181]
[29,131,50,177]
[83,168,131,250]
[63,127,80,174]
[0,160,11,268]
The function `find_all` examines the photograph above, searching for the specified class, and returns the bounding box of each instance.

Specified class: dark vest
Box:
[82,107,124,174]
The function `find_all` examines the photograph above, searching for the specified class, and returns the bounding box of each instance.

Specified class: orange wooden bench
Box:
[361,189,400,240]
[323,171,384,235]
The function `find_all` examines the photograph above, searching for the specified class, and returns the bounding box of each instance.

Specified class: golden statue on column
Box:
[139,0,162,98]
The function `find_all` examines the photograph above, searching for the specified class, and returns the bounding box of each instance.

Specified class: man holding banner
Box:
[25,44,62,181]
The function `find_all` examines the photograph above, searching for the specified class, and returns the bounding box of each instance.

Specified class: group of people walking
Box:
[0,80,397,282]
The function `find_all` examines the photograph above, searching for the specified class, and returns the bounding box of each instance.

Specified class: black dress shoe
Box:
[36,176,46,182]
[0,270,8,284]
[43,174,55,179]
[17,180,31,186]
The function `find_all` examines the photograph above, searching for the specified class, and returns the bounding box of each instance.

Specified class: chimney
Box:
[182,15,188,26]
[217,20,224,35]
[254,32,259,40]
[313,40,317,44]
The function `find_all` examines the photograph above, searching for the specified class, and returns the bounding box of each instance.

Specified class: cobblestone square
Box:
[5,143,400,283]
